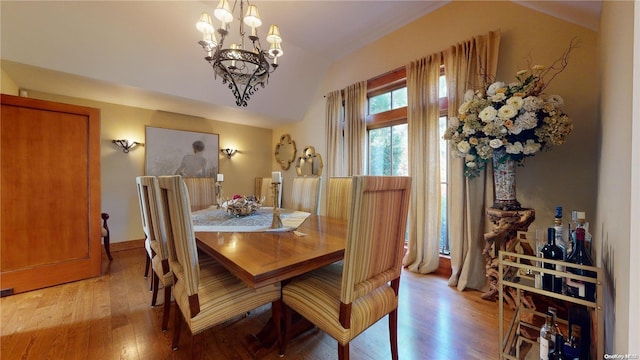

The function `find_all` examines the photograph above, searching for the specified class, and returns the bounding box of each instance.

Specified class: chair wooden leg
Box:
[144,255,151,278]
[162,286,171,331]
[172,306,183,351]
[389,308,398,360]
[151,273,159,307]
[192,332,203,360]
[103,235,113,261]
[338,342,349,360]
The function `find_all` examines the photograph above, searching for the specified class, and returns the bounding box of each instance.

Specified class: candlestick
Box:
[215,180,224,209]
[270,180,283,229]
[271,171,282,183]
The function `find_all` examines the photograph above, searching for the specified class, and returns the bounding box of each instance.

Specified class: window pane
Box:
[440,183,450,255]
[391,87,407,109]
[439,74,447,97]
[439,116,448,180]
[369,93,391,115]
[391,124,408,176]
[369,127,391,175]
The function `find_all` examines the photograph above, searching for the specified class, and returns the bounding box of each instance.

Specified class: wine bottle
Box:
[541,228,563,293]
[568,304,591,360]
[553,206,567,260]
[569,211,593,257]
[566,227,596,301]
[540,311,556,360]
[562,324,582,360]
[548,307,563,338]
[549,332,566,360]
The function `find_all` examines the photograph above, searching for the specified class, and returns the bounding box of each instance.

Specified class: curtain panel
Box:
[325,82,367,177]
[403,53,443,274]
[343,81,367,176]
[325,90,344,177]
[444,30,501,291]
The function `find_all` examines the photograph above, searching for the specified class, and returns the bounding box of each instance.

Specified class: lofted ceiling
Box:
[1,1,601,129]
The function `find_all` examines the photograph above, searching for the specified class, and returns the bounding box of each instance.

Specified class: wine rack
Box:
[498,249,603,359]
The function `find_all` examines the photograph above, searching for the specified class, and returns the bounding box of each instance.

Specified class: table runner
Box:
[192,206,310,232]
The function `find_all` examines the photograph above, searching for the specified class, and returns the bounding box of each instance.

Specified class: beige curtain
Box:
[403,53,443,274]
[325,90,343,177]
[444,30,501,291]
[343,81,367,175]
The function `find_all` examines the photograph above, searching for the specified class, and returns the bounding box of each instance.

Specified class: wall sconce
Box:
[220,148,237,159]
[112,139,144,153]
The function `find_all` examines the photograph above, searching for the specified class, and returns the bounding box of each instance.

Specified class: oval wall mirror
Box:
[295,146,324,176]
[274,134,297,170]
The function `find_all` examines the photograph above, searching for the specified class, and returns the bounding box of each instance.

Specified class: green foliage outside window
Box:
[368,124,408,176]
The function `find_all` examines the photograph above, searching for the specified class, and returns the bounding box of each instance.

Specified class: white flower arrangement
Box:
[443,58,574,178]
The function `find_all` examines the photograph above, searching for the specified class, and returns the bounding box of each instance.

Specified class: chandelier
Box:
[196,0,283,107]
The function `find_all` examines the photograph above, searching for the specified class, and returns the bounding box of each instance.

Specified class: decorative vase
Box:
[492,148,521,211]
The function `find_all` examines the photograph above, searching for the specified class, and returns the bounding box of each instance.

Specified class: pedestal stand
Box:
[215,180,224,208]
[482,207,535,301]
[270,182,283,229]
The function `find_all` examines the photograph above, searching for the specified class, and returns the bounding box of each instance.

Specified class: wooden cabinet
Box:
[1,94,101,295]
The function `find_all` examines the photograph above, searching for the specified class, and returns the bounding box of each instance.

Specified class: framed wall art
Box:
[145,126,219,177]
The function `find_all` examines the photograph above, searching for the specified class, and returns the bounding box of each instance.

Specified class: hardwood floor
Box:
[1,248,502,359]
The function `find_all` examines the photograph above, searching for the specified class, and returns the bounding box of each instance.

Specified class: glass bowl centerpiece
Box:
[222,195,261,217]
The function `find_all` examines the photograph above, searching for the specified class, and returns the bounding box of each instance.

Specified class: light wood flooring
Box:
[1,248,502,359]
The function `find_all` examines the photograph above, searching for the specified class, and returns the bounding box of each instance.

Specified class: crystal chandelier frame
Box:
[197,0,283,107]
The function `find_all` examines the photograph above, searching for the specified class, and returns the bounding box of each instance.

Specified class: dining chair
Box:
[136,177,159,280]
[101,212,113,261]
[136,176,174,331]
[281,176,411,360]
[255,177,282,207]
[326,177,353,221]
[157,175,282,360]
[290,176,322,214]
[182,177,217,210]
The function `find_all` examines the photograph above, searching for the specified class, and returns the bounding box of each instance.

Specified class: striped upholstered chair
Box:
[290,176,322,214]
[326,177,353,221]
[157,175,282,359]
[281,176,411,360]
[182,177,217,210]
[136,176,173,331]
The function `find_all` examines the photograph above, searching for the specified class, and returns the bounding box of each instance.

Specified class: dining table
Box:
[192,206,347,358]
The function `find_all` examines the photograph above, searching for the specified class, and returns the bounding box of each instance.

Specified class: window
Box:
[368,124,408,176]
[365,67,449,255]
[439,116,450,255]
[369,88,407,115]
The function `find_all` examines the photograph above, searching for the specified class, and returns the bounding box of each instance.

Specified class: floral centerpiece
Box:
[443,61,573,179]
[443,43,576,210]
[222,194,261,217]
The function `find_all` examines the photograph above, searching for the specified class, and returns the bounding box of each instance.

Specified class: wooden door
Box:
[0,94,101,295]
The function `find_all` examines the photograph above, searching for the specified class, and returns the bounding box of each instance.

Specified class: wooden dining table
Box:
[194,212,347,358]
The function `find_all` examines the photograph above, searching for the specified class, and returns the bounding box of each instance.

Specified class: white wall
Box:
[598,1,636,354]
[631,1,640,350]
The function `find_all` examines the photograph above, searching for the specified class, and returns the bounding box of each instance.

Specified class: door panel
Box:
[1,94,101,295]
